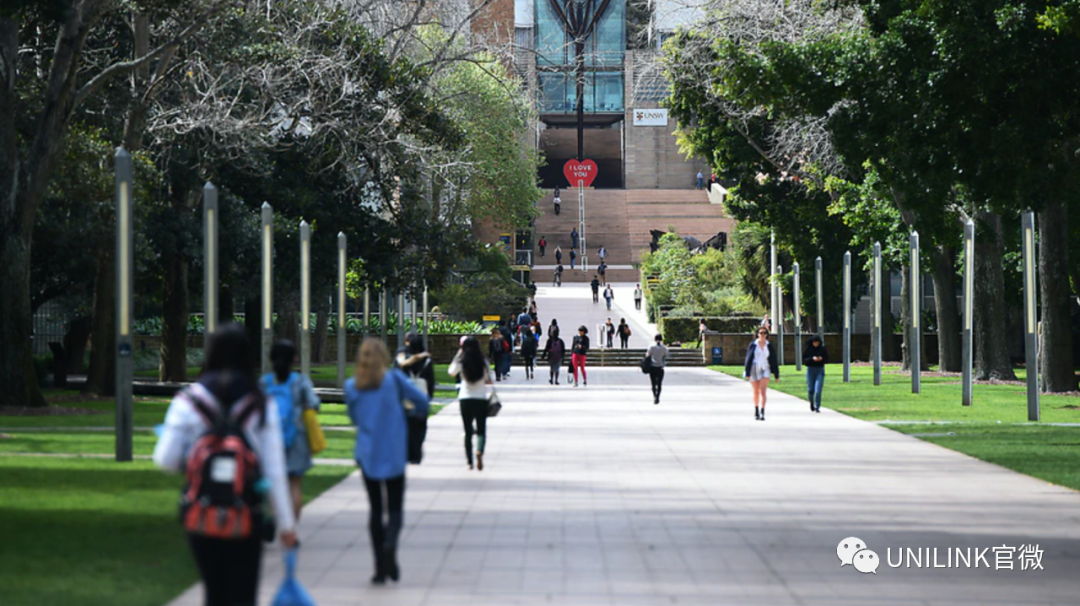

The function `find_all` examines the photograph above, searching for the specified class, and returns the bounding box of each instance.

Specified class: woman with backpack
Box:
[543,331,567,385]
[154,324,297,605]
[520,325,539,380]
[618,319,632,348]
[488,328,510,382]
[448,337,493,470]
[345,338,431,584]
[395,332,435,398]
[260,340,321,520]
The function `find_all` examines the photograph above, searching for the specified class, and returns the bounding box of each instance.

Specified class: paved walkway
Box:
[165,288,1080,606]
[534,282,656,350]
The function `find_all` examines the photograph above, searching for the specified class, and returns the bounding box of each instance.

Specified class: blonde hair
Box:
[354,338,390,390]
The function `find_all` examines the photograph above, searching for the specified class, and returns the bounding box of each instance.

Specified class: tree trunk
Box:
[313,297,329,363]
[220,285,234,326]
[278,294,300,345]
[1038,198,1077,392]
[0,229,46,407]
[973,210,1017,380]
[63,315,92,374]
[931,244,962,372]
[84,236,116,396]
[159,248,190,381]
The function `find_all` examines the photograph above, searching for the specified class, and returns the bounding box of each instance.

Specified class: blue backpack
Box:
[262,372,299,448]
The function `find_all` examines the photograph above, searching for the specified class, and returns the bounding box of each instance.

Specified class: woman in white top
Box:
[448,337,493,470]
[743,327,780,421]
[153,324,297,605]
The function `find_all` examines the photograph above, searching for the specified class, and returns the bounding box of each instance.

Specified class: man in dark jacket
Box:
[590,276,601,303]
[802,336,828,412]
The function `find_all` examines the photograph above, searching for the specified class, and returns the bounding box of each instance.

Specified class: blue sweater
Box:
[344,370,430,480]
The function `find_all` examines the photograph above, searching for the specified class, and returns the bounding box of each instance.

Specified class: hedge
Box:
[658,316,760,343]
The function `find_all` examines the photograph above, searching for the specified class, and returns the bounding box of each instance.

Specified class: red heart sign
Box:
[563,159,598,188]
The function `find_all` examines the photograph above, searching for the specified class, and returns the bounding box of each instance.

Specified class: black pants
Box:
[635,298,641,310]
[523,354,535,377]
[362,473,405,574]
[540,246,545,257]
[188,533,262,606]
[592,290,599,302]
[650,367,665,398]
[620,335,629,348]
[549,357,563,382]
[460,398,488,464]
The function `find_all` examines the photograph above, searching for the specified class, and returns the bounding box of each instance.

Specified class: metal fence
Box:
[31,300,67,357]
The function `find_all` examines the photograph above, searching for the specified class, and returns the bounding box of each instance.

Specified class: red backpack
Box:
[179,388,264,540]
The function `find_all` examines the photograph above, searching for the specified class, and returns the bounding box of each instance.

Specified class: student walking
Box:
[538,236,547,258]
[555,246,563,265]
[569,248,577,270]
[571,326,590,387]
[553,193,561,215]
[604,318,615,348]
[261,339,321,520]
[634,284,643,310]
[744,327,780,421]
[571,228,579,250]
[554,263,564,286]
[591,276,601,303]
[516,307,533,345]
[521,326,538,380]
[598,245,607,262]
[548,318,560,340]
[489,328,511,382]
[598,261,608,286]
[154,324,297,606]
[345,338,431,584]
[544,332,567,385]
[603,283,613,309]
[618,319,632,348]
[696,171,704,190]
[696,318,708,348]
[647,334,669,404]
[803,336,828,413]
[448,337,493,470]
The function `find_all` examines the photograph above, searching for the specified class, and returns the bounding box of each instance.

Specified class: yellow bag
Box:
[302,408,327,455]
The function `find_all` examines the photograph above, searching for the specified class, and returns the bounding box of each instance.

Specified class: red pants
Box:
[571,353,587,383]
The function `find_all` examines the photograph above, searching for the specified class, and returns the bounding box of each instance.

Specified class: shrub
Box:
[658,316,760,343]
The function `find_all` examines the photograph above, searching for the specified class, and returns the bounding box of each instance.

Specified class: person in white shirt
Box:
[154,324,297,606]
[634,284,643,310]
[743,327,780,421]
[448,337,494,470]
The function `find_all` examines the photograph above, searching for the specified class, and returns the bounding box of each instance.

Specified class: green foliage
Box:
[434,247,530,320]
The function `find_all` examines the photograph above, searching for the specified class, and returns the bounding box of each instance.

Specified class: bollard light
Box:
[364,287,371,338]
[300,221,311,377]
[794,262,801,372]
[843,251,851,383]
[423,284,430,350]
[962,220,974,406]
[873,242,882,386]
[202,183,219,335]
[114,147,134,462]
[770,230,778,333]
[777,264,784,366]
[1022,212,1039,420]
[337,232,347,388]
[910,231,921,394]
[816,257,824,339]
[261,203,273,375]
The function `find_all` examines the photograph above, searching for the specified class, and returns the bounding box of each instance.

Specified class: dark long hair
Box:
[460,337,486,383]
[200,323,265,413]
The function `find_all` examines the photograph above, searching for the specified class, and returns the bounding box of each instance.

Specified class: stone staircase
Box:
[531,189,734,285]
[514,347,704,367]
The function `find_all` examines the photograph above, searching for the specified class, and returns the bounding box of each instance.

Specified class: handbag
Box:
[271,550,316,606]
[640,355,653,374]
[301,408,326,455]
[487,389,502,417]
[393,372,428,464]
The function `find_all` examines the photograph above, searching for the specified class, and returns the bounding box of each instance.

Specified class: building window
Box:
[515,27,533,49]
[539,71,623,114]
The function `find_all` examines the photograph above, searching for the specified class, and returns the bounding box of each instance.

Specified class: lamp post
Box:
[770,230,778,334]
[815,257,824,340]
[962,220,974,406]
[794,262,801,372]
[114,147,134,462]
[843,250,851,383]
[299,221,311,377]
[1022,211,1040,421]
[202,182,219,335]
[337,232,347,388]
[423,284,430,350]
[380,289,388,343]
[873,242,882,386]
[397,292,406,350]
[261,203,274,375]
[910,231,921,394]
[363,287,370,338]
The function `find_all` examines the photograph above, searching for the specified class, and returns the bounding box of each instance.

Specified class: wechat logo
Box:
[837,537,880,574]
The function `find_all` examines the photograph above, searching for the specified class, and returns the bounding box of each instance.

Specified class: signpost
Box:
[114,148,134,462]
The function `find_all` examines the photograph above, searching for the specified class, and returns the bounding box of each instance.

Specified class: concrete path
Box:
[534,282,656,350]
[165,287,1080,606]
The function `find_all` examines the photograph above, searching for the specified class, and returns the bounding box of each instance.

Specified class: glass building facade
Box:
[535,0,626,114]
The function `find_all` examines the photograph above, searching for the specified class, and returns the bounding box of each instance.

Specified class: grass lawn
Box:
[0,457,351,606]
[710,364,1080,491]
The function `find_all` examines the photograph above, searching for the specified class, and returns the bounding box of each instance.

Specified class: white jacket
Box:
[152,383,296,533]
